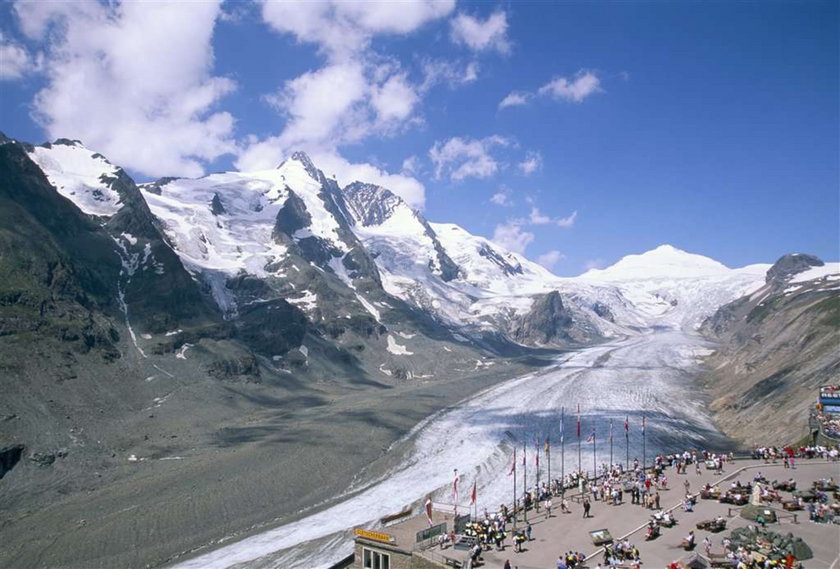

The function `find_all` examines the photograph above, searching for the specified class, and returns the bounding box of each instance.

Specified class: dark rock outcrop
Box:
[0,444,24,479]
[766,253,823,285]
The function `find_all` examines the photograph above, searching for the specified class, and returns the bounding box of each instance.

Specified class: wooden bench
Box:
[708,554,737,568]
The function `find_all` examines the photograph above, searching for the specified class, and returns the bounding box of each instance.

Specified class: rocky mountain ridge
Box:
[700,254,840,444]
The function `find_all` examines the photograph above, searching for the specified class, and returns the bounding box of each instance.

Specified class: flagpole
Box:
[642,415,647,473]
[523,440,528,523]
[512,447,517,529]
[625,416,630,472]
[609,419,614,472]
[546,436,551,496]
[577,405,582,478]
[592,427,596,481]
[561,407,565,495]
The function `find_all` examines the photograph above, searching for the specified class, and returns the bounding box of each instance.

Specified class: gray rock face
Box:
[513,291,573,344]
[478,243,523,277]
[343,182,401,227]
[210,193,226,216]
[765,253,823,285]
[343,181,460,282]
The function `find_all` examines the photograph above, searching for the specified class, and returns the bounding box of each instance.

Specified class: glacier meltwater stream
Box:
[172,329,734,569]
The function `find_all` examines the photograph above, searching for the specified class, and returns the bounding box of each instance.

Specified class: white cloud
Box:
[537,250,565,270]
[492,221,533,255]
[242,1,443,188]
[261,0,455,61]
[420,58,478,91]
[529,207,552,225]
[371,73,419,125]
[14,0,236,178]
[450,10,510,54]
[527,206,576,228]
[498,91,530,109]
[402,155,420,176]
[429,135,510,181]
[538,70,602,103]
[241,60,422,173]
[518,151,542,175]
[490,187,513,207]
[265,62,370,147]
[584,258,605,271]
[556,210,577,228]
[0,34,37,80]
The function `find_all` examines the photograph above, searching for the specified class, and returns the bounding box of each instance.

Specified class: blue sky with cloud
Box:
[1,0,837,275]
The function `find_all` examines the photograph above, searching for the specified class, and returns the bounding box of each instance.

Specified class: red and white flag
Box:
[424,497,433,526]
[586,431,595,443]
[470,481,477,505]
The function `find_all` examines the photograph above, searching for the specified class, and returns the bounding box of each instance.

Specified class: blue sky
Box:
[1,1,837,276]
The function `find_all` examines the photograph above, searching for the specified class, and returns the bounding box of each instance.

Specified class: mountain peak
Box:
[278,151,321,182]
[581,244,731,281]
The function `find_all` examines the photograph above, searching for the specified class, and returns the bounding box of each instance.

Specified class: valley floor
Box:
[170,329,741,569]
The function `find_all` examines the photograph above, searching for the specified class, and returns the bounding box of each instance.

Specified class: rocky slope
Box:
[700,254,840,445]
[0,133,788,569]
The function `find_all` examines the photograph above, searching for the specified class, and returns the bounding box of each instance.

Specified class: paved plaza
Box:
[458,460,838,569]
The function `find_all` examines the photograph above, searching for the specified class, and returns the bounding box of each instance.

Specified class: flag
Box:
[624,416,629,434]
[545,437,550,453]
[586,431,595,443]
[535,452,540,467]
[508,448,516,476]
[470,481,477,505]
[576,404,581,438]
[609,419,614,442]
[642,415,646,435]
[425,497,433,526]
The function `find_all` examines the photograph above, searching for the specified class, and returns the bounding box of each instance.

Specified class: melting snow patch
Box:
[141,333,152,340]
[287,291,317,311]
[443,346,452,352]
[395,332,416,339]
[299,345,309,358]
[122,233,137,246]
[386,335,413,355]
[378,364,392,376]
[790,262,840,283]
[355,293,381,321]
[165,329,183,336]
[272,355,283,361]
[175,344,193,360]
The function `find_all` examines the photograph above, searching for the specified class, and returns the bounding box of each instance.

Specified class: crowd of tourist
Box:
[454,439,839,569]
[814,408,840,438]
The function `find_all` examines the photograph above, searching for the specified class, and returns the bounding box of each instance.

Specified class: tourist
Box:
[545,498,553,518]
[561,496,571,513]
[583,497,592,518]
[703,536,712,556]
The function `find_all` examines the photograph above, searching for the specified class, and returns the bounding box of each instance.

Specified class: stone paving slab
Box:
[475,460,839,569]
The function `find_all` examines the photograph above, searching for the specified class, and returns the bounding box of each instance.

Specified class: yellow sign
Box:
[354,528,395,544]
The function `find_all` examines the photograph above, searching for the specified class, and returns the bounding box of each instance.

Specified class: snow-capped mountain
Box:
[16,137,778,359]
